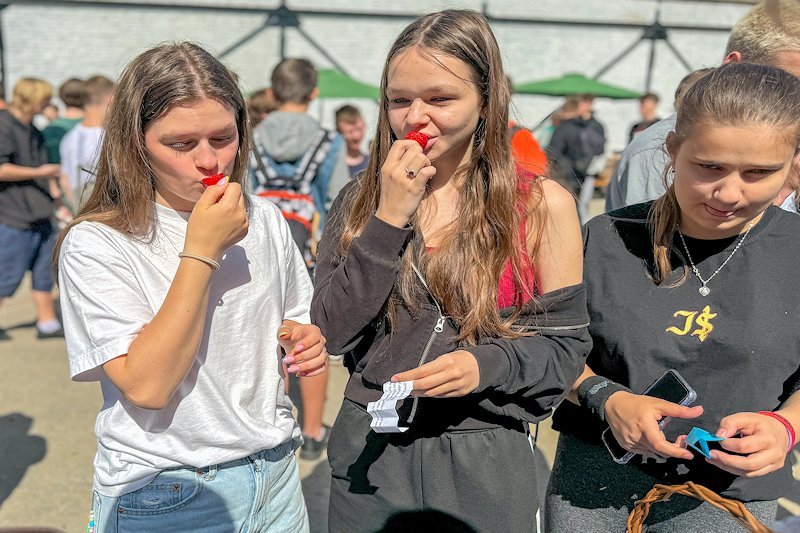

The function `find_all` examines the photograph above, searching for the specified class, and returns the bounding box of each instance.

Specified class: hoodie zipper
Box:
[407,263,447,423]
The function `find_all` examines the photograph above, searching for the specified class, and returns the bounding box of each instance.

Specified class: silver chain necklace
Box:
[677,223,754,296]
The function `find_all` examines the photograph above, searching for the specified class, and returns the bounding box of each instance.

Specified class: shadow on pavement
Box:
[2,320,36,332]
[0,413,46,507]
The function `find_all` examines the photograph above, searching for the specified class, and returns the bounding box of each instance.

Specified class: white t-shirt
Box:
[780,191,798,214]
[59,123,104,190]
[59,196,311,497]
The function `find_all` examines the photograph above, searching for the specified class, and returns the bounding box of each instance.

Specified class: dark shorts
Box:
[0,221,56,297]
[545,433,777,532]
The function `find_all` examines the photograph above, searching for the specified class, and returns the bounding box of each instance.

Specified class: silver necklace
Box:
[677,223,754,297]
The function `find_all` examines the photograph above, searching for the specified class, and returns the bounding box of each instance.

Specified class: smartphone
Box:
[601,369,697,464]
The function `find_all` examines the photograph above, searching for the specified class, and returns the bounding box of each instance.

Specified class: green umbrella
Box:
[514,73,641,100]
[316,69,380,99]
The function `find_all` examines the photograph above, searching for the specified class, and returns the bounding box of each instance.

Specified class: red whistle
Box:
[201,173,226,187]
[405,131,429,150]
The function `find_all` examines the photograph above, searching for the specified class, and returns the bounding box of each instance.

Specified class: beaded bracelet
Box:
[178,251,220,271]
[758,411,796,453]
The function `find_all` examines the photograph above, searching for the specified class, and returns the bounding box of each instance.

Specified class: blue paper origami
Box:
[686,427,726,458]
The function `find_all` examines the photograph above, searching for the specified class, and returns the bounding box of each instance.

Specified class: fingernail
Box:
[282,356,295,364]
[717,429,729,438]
[391,376,398,382]
[287,364,300,373]
[709,452,718,460]
[278,330,290,339]
[218,176,229,186]
[294,344,304,353]
[298,372,307,377]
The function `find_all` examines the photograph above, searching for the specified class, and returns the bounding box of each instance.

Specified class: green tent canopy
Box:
[316,69,380,99]
[514,73,641,100]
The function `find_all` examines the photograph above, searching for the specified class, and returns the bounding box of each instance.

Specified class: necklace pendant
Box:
[699,286,710,296]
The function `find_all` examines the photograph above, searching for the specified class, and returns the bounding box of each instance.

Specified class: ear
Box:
[723,51,743,64]
[309,87,319,102]
[665,131,679,161]
[267,88,276,101]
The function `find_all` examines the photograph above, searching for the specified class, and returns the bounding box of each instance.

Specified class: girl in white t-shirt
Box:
[55,42,325,532]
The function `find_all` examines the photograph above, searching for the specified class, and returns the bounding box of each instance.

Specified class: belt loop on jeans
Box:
[195,464,218,480]
[249,453,263,472]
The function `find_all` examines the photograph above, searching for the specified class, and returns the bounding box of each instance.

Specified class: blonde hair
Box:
[55,42,251,260]
[11,78,53,116]
[648,62,800,285]
[336,9,544,344]
[726,0,800,64]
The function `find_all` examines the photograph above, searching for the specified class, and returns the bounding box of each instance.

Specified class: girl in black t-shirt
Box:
[547,63,800,531]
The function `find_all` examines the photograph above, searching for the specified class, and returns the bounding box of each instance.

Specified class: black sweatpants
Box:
[545,433,777,532]
[327,398,538,533]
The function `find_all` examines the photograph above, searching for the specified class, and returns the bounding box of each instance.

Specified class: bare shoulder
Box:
[525,179,583,289]
[529,178,579,221]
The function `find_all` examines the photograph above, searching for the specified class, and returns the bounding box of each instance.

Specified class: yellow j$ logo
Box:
[665,305,717,342]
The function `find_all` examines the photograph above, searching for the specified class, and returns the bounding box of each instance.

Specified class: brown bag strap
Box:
[626,482,772,533]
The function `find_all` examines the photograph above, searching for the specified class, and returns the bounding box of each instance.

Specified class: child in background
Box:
[42,77,85,163]
[335,104,369,179]
[0,78,64,340]
[59,75,115,209]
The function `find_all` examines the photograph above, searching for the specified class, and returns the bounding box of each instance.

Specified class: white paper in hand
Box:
[367,381,413,433]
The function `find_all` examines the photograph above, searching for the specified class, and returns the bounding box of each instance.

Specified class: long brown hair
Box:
[648,62,800,284]
[337,10,545,343]
[55,42,251,258]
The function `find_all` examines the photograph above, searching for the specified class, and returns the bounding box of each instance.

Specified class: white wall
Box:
[5,0,751,150]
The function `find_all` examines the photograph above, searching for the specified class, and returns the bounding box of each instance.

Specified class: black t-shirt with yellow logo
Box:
[553,201,800,501]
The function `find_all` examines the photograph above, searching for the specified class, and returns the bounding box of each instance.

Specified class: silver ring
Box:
[405,167,417,178]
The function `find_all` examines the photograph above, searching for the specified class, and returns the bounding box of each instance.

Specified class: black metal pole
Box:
[591,36,643,80]
[0,5,7,103]
[280,25,286,60]
[663,38,693,72]
[646,39,657,92]
[218,17,270,59]
[295,25,351,75]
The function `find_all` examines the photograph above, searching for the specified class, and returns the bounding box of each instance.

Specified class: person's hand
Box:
[604,391,703,460]
[278,321,327,378]
[391,350,479,397]
[37,163,61,179]
[705,412,791,478]
[184,179,248,261]
[375,140,436,228]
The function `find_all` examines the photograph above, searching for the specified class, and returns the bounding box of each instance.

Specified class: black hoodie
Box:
[311,181,592,432]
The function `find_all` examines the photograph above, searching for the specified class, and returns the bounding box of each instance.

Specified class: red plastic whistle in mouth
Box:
[201,173,226,187]
[405,131,429,150]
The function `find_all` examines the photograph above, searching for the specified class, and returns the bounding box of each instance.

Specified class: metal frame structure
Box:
[0,0,741,98]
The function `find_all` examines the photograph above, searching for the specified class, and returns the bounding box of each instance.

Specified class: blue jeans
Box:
[92,442,309,532]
